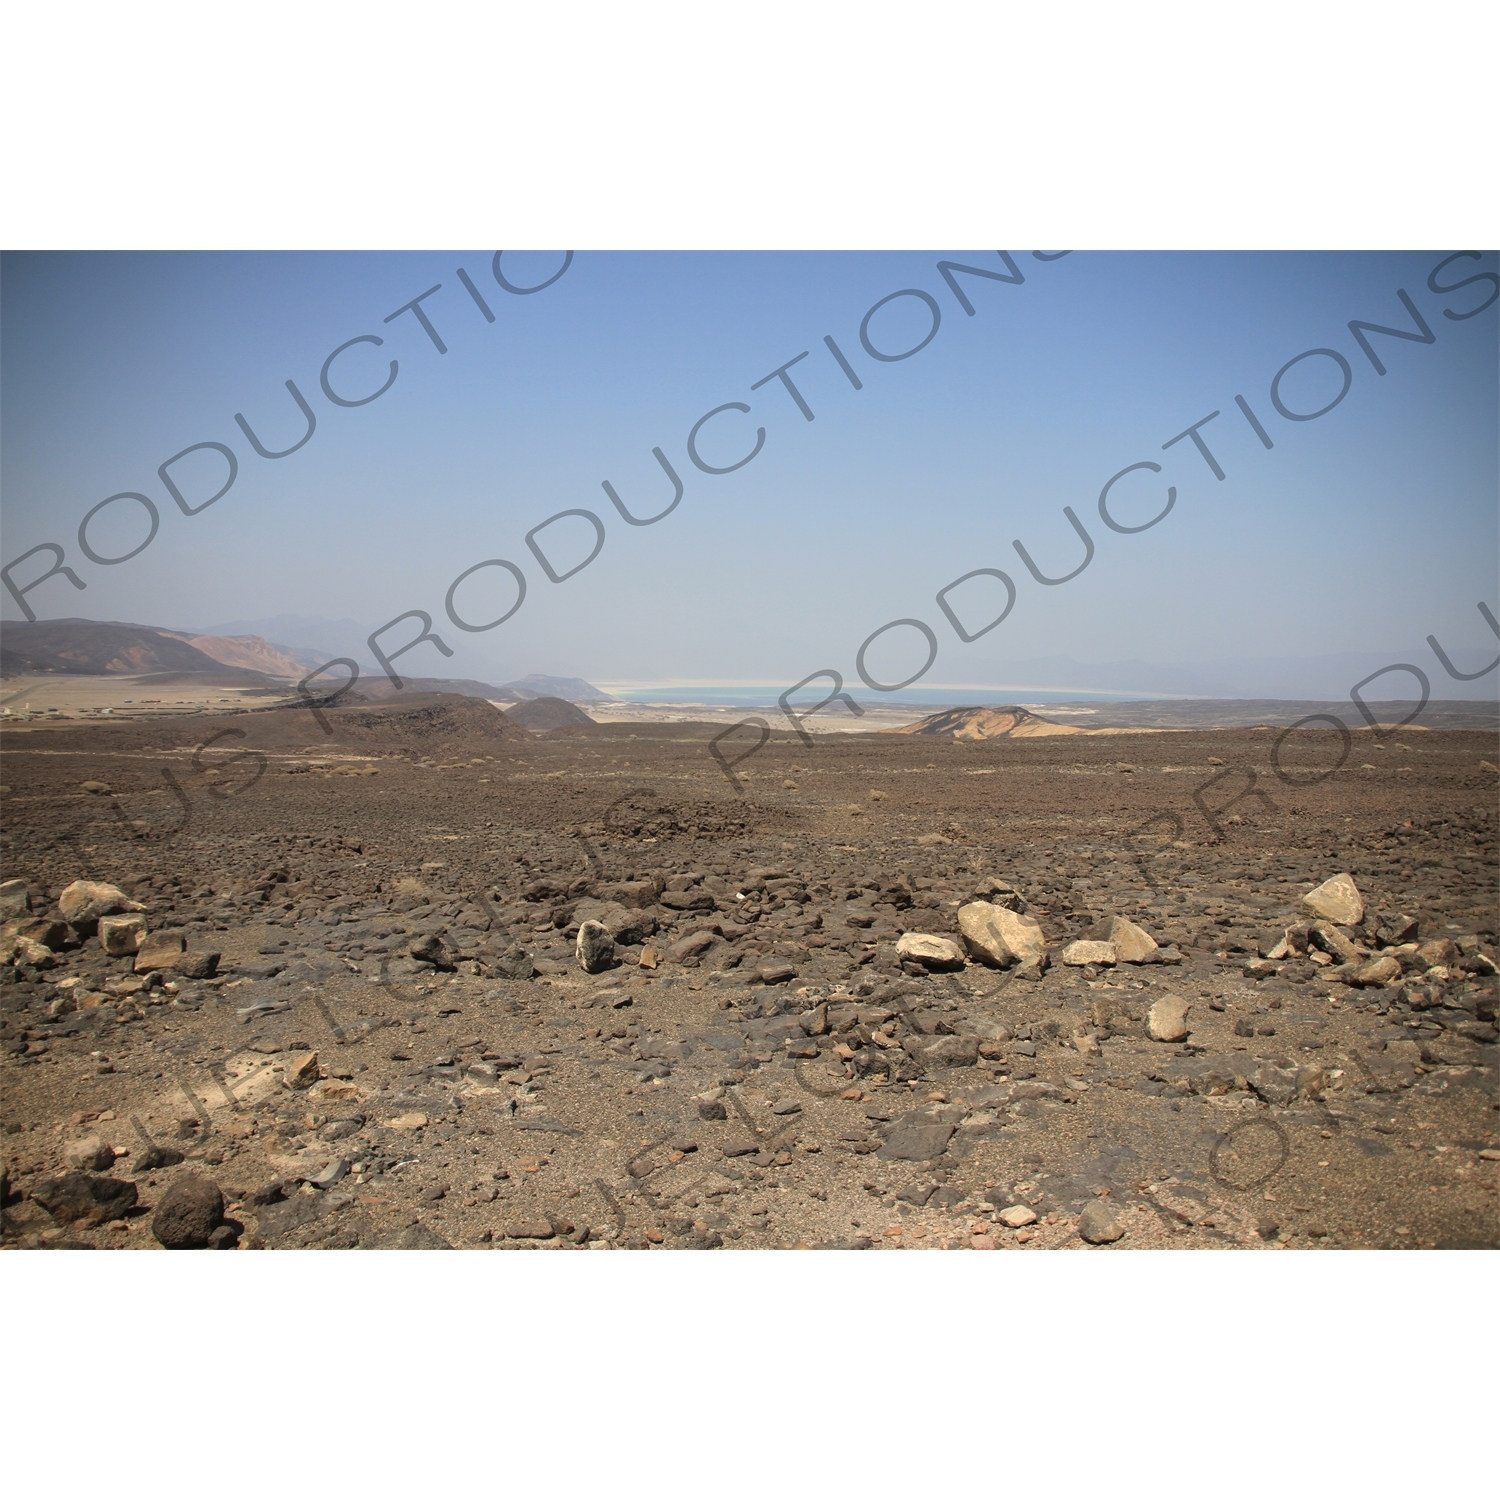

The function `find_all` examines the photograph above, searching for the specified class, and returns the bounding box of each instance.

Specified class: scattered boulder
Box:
[506,1219,557,1239]
[98,914,147,955]
[1062,940,1117,967]
[133,1144,185,1173]
[1309,922,1363,966]
[58,879,141,932]
[1258,929,1295,960]
[492,946,536,980]
[64,1136,116,1172]
[1376,912,1419,946]
[970,878,1028,913]
[660,888,715,912]
[134,930,185,972]
[408,932,458,970]
[902,1032,980,1068]
[958,902,1046,968]
[878,1119,956,1161]
[576,920,616,973]
[151,1174,225,1249]
[30,1172,138,1227]
[7,916,70,950]
[895,932,966,970]
[284,1051,320,1089]
[175,950,220,980]
[1147,994,1191,1042]
[1105,916,1159,963]
[6,935,56,968]
[1352,955,1403,987]
[0,879,30,918]
[1078,1200,1125,1244]
[669,931,716,963]
[1302,873,1364,926]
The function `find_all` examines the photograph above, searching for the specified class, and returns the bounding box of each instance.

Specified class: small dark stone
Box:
[878,1123,955,1162]
[176,951,220,980]
[133,1145,185,1173]
[697,1098,728,1121]
[152,1173,225,1249]
[493,946,536,981]
[408,934,458,971]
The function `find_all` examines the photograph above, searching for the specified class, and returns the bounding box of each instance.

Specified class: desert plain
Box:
[2,688,1497,1251]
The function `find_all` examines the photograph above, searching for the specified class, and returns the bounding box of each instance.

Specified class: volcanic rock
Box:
[31,1172,138,1227]
[134,930,185,972]
[152,1174,225,1248]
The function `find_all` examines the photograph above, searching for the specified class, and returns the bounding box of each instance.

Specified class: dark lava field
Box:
[2,693,1497,1251]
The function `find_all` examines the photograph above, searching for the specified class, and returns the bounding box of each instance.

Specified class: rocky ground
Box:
[2,697,1497,1250]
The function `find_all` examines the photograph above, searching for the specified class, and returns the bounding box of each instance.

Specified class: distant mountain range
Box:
[191,618,615,701]
[0,617,616,705]
[0,619,282,679]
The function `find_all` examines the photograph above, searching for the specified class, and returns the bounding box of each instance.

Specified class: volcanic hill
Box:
[890,705,1084,740]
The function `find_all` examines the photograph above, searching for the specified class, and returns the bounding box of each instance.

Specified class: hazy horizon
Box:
[4,251,1496,715]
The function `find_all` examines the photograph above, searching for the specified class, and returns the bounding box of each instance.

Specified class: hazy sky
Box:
[3,250,1496,698]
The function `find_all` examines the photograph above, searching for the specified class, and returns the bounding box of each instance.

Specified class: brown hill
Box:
[889,704,1084,740]
[157,630,307,678]
[505,695,596,732]
[0,619,273,679]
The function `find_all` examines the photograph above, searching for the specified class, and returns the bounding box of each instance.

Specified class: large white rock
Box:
[1106,916,1159,963]
[58,879,141,927]
[1148,994,1191,1042]
[958,902,1046,968]
[1062,940,1117,967]
[1302,873,1364,926]
[896,932,966,970]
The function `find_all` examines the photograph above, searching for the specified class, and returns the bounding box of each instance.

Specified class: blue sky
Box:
[3,250,1496,700]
